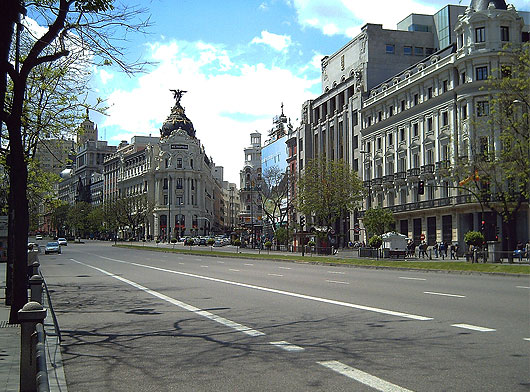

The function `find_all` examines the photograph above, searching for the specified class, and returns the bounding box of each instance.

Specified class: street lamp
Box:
[197,217,211,237]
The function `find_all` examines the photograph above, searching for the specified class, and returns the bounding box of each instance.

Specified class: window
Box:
[479,137,489,157]
[458,33,464,48]
[462,104,468,119]
[404,46,412,55]
[176,177,183,189]
[400,128,405,142]
[377,137,382,150]
[367,116,372,126]
[163,178,168,189]
[475,27,485,43]
[442,80,448,92]
[414,47,424,56]
[353,158,359,172]
[501,65,512,78]
[461,72,466,84]
[475,66,488,80]
[427,87,433,99]
[378,111,383,122]
[165,159,169,168]
[401,100,406,111]
[389,106,394,116]
[477,101,489,117]
[177,196,183,206]
[442,112,449,126]
[386,44,395,54]
[427,117,433,132]
[353,135,359,149]
[177,158,182,168]
[413,123,419,137]
[190,159,194,168]
[426,47,435,55]
[388,133,393,146]
[366,142,371,153]
[414,94,419,106]
[299,139,303,152]
[164,194,168,205]
[501,26,509,42]
[352,110,358,126]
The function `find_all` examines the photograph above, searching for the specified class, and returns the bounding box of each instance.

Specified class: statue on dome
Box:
[170,89,187,105]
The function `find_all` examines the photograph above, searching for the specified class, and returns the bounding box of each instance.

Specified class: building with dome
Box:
[295,0,529,251]
[103,90,227,240]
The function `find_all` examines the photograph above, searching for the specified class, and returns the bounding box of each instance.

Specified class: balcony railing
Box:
[371,177,383,186]
[363,180,371,188]
[435,160,451,170]
[407,168,420,177]
[421,164,435,174]
[394,171,407,181]
[383,175,394,184]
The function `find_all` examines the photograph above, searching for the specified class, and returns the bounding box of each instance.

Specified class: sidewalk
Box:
[0,262,68,392]
[0,262,20,392]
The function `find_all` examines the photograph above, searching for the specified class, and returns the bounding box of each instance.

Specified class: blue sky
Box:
[88,0,529,184]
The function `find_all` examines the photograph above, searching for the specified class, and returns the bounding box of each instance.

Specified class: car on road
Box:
[57,238,68,246]
[35,234,43,240]
[45,241,61,254]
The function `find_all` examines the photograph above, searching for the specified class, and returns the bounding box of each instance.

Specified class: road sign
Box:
[420,233,425,241]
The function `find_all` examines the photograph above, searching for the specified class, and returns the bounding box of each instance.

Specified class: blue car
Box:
[45,241,61,254]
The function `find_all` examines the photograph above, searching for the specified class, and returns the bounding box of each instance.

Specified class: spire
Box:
[469,0,507,11]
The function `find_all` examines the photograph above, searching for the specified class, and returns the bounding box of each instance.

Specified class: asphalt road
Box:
[38,241,529,391]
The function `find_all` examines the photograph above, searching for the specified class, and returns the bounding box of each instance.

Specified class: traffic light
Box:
[481,220,486,232]
[418,181,425,195]
[300,216,305,227]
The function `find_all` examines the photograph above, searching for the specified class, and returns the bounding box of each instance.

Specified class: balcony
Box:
[435,160,451,178]
[371,177,383,188]
[421,164,435,179]
[383,175,394,187]
[407,168,420,180]
[394,171,407,183]
[363,180,371,189]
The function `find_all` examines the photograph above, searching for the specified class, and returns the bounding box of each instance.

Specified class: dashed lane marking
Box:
[278,267,291,270]
[399,277,426,281]
[326,280,349,285]
[318,361,414,392]
[270,341,304,352]
[244,263,254,266]
[451,323,496,332]
[201,265,209,268]
[327,271,345,275]
[424,291,465,298]
[268,273,283,277]
[516,286,530,289]
[70,259,265,337]
[95,255,433,321]
[229,269,240,272]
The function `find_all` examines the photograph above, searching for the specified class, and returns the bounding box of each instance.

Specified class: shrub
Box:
[264,241,272,249]
[170,238,177,243]
[207,238,215,246]
[307,240,316,247]
[368,235,382,249]
[184,238,194,246]
[464,231,485,246]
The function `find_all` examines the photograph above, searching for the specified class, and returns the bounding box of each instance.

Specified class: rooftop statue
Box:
[161,89,195,139]
[170,89,187,105]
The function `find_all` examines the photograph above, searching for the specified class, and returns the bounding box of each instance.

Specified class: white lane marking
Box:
[327,271,345,275]
[201,265,209,268]
[270,341,304,352]
[268,273,283,277]
[326,280,349,285]
[70,259,264,337]
[178,263,185,265]
[278,267,291,270]
[194,258,203,262]
[516,286,530,289]
[451,324,496,332]
[399,277,426,281]
[318,361,413,392]
[244,263,254,266]
[229,269,240,272]
[424,291,465,298]
[96,255,433,321]
[217,261,225,264]
[524,338,530,341]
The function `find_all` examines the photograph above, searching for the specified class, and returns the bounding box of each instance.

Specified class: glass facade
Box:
[435,6,450,48]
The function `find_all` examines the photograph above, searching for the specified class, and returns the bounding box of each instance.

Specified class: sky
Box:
[87,0,530,184]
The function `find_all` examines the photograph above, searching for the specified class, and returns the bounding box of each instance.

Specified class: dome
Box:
[161,89,195,138]
[470,0,507,11]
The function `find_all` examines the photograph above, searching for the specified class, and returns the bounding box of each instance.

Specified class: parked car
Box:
[45,241,61,254]
[35,234,43,240]
[57,238,68,246]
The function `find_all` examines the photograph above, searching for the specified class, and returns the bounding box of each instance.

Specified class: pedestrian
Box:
[433,241,439,258]
[450,243,456,260]
[526,240,530,262]
[444,241,449,258]
[455,243,460,260]
[469,244,475,263]
[439,242,445,260]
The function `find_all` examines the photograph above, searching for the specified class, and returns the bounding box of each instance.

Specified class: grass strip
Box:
[115,244,530,275]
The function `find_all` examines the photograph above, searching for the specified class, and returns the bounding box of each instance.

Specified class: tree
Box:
[0,0,150,322]
[297,157,363,230]
[49,200,70,237]
[67,201,92,238]
[258,166,291,234]
[362,207,395,238]
[115,194,153,240]
[452,43,529,251]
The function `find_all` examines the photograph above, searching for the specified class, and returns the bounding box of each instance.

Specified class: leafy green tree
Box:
[464,231,485,247]
[297,157,363,230]
[87,205,105,236]
[452,43,529,250]
[115,194,153,240]
[368,235,382,249]
[362,207,395,238]
[0,0,149,321]
[273,226,291,246]
[67,201,92,238]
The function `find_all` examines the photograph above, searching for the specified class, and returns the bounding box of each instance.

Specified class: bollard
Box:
[29,275,44,304]
[18,302,47,392]
[31,261,40,277]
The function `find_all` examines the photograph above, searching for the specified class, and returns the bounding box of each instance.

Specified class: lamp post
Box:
[197,217,210,237]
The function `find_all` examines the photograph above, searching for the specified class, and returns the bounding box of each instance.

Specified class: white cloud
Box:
[99,69,114,85]
[291,0,442,37]
[100,40,318,184]
[251,30,293,52]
